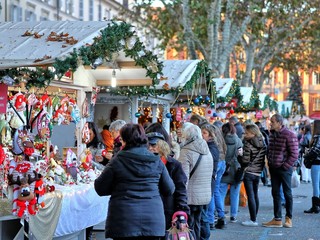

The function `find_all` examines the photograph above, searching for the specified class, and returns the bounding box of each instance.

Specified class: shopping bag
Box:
[291,170,300,188]
[239,182,247,207]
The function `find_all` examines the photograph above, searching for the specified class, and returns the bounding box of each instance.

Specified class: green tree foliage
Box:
[128,0,320,92]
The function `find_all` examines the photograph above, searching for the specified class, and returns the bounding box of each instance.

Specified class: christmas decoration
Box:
[286,73,306,115]
[135,112,141,118]
[165,113,172,118]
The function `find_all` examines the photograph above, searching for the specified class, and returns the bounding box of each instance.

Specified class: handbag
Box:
[234,167,246,183]
[303,147,319,169]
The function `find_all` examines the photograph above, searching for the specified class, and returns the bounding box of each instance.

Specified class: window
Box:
[104,9,110,20]
[312,72,320,85]
[89,0,94,20]
[313,98,320,111]
[10,4,22,21]
[65,0,73,15]
[25,10,37,21]
[79,0,83,20]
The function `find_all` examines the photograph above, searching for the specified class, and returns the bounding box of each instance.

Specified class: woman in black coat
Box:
[146,133,189,231]
[94,124,175,240]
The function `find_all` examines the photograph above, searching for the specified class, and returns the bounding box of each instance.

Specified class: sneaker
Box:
[262,218,283,228]
[230,217,237,223]
[242,220,259,227]
[283,216,292,228]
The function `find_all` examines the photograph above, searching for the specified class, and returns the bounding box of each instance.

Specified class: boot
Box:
[215,218,226,229]
[314,196,320,207]
[304,197,320,214]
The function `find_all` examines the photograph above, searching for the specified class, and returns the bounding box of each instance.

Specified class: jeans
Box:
[243,173,260,222]
[188,205,203,240]
[220,182,241,218]
[208,160,226,223]
[311,165,320,197]
[280,185,285,204]
[269,166,293,219]
[200,205,210,240]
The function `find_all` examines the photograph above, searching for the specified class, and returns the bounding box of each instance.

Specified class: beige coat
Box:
[178,137,213,205]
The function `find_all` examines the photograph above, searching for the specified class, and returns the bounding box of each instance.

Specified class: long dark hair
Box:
[87,122,103,148]
[120,123,148,149]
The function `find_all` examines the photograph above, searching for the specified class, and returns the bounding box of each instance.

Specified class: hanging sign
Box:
[0,84,8,114]
[176,107,182,121]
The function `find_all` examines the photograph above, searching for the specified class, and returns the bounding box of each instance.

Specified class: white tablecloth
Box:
[30,183,109,239]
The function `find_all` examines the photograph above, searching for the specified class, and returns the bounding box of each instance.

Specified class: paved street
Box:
[93,181,320,240]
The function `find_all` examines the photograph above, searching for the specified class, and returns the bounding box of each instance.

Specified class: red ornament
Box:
[207,110,212,115]
[230,109,235,114]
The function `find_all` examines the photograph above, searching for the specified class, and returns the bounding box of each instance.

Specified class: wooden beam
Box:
[96,79,153,86]
[83,61,142,70]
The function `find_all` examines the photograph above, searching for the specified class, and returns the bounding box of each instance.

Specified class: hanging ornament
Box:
[205,96,210,103]
[198,95,203,101]
[212,112,218,117]
[165,113,172,118]
[186,108,192,114]
[135,112,141,118]
[230,108,235,114]
[210,102,215,109]
[193,98,200,105]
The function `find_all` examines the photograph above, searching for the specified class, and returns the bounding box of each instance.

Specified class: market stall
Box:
[0,20,163,239]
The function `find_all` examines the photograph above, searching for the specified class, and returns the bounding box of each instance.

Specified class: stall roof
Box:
[0,21,111,68]
[154,60,200,90]
[0,21,152,86]
[0,21,202,90]
[240,87,253,104]
[213,78,234,97]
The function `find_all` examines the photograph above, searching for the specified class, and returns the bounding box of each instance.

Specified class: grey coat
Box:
[221,134,243,184]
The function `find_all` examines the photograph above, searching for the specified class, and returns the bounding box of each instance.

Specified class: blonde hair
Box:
[244,124,262,137]
[201,123,217,142]
[156,139,171,158]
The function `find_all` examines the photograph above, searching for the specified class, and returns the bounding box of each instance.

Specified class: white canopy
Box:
[155,60,200,90]
[240,87,253,104]
[213,78,234,98]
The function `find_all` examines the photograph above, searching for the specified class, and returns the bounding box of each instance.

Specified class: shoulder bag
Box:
[189,154,203,179]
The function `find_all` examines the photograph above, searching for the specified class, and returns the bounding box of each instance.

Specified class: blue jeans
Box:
[311,165,320,197]
[220,182,241,218]
[269,167,293,219]
[280,185,285,204]
[243,173,260,222]
[208,160,226,223]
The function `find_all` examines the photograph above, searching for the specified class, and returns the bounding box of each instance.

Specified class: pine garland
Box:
[0,21,163,90]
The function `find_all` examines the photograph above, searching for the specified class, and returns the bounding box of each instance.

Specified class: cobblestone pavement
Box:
[93,181,319,240]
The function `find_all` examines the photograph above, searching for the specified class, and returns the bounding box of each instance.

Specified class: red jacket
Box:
[268,126,299,170]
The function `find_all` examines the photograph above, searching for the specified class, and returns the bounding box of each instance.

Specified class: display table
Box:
[28,183,109,240]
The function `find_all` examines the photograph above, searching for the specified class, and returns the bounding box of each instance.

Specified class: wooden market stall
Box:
[0,20,163,239]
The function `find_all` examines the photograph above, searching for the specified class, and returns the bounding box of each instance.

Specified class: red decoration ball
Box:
[207,110,212,115]
[230,109,235,114]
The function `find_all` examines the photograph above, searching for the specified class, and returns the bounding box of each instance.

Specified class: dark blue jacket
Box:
[94,146,175,238]
[207,140,219,177]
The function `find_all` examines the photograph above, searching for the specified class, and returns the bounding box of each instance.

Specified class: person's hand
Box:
[238,147,243,156]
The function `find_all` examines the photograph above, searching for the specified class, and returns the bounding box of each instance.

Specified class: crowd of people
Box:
[84,114,320,240]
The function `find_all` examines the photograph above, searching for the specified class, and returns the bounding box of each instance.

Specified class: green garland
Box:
[109,60,210,98]
[237,86,260,112]
[0,21,163,89]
